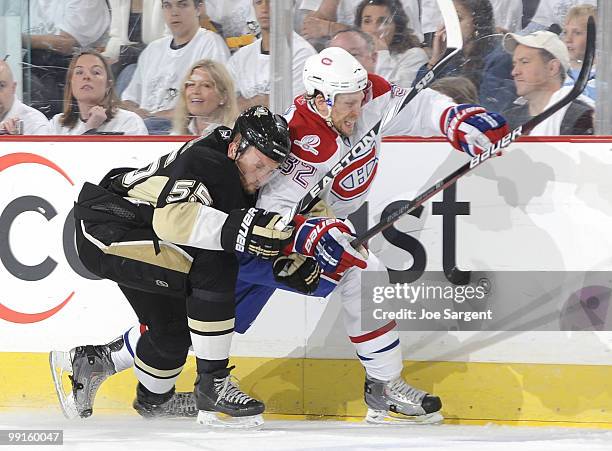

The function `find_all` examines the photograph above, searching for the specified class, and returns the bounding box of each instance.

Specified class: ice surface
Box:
[0,412,611,451]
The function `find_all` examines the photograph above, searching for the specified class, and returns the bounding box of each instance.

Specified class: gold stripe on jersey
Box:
[127,175,169,206]
[152,203,201,245]
[105,242,192,273]
[134,355,184,378]
[188,317,235,333]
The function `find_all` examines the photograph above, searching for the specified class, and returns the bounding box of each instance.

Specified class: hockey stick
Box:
[352,16,596,248]
[285,0,463,220]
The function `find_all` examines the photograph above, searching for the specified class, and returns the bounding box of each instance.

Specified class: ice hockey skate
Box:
[364,375,443,425]
[133,383,198,419]
[49,338,122,419]
[194,366,265,429]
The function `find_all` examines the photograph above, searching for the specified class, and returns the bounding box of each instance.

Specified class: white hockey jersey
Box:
[257,74,454,219]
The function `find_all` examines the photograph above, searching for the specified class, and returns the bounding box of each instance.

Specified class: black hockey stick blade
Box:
[352,16,596,248]
[283,0,463,223]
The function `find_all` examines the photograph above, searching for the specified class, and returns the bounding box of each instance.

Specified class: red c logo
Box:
[0,152,75,324]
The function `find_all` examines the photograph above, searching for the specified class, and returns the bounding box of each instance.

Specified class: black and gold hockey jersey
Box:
[109,126,255,251]
[75,127,254,296]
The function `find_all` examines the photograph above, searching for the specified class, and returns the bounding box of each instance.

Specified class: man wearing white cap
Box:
[502,30,593,135]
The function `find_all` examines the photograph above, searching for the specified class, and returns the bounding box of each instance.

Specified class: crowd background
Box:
[0,0,600,136]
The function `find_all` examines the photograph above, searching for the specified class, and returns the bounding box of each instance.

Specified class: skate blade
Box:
[49,351,79,420]
[365,408,444,425]
[196,410,264,429]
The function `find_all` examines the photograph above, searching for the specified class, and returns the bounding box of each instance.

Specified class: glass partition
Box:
[0,0,605,136]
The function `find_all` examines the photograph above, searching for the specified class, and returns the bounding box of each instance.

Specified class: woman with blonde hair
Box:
[50,50,148,135]
[172,59,239,135]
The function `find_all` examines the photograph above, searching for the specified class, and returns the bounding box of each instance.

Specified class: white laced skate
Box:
[49,350,79,419]
[195,371,264,429]
[364,376,444,425]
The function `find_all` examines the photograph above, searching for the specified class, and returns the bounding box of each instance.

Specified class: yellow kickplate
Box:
[2,353,612,428]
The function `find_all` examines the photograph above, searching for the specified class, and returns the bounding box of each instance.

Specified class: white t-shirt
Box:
[423,0,523,34]
[300,0,423,42]
[204,0,256,38]
[490,0,523,32]
[122,28,230,113]
[375,46,428,88]
[227,32,316,100]
[530,0,597,29]
[49,108,148,135]
[1,96,51,135]
[27,0,111,47]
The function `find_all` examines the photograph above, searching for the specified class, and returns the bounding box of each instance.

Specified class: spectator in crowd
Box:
[103,1,167,70]
[355,0,427,87]
[0,60,50,135]
[172,59,238,135]
[300,0,422,48]
[203,0,258,51]
[523,0,597,33]
[563,3,596,102]
[414,0,516,112]
[422,0,523,35]
[50,51,148,135]
[503,30,593,135]
[121,0,229,134]
[430,76,479,104]
[23,0,112,117]
[227,0,316,111]
[328,28,377,73]
[489,0,523,33]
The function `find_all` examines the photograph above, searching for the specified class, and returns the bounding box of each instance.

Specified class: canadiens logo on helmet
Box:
[293,135,321,155]
[321,57,333,65]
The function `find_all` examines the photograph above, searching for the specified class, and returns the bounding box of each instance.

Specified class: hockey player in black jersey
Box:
[62,106,292,428]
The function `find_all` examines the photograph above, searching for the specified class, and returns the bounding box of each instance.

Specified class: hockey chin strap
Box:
[276,0,464,229]
[351,16,597,248]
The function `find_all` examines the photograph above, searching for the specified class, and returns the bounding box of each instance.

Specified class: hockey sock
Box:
[110,325,142,372]
[187,287,235,363]
[134,327,189,394]
[351,328,403,381]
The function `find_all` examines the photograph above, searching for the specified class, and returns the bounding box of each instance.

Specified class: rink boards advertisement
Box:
[1,136,612,425]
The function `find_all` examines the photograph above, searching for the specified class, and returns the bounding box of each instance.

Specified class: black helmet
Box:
[232,105,290,164]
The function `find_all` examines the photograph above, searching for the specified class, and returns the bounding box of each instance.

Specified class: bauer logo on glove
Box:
[291,215,368,274]
[221,207,293,259]
[441,104,509,158]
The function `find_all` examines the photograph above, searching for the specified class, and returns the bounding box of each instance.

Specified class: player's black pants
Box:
[74,182,238,393]
[119,251,238,394]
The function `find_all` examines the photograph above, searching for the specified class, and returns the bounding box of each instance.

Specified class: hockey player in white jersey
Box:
[51,47,508,425]
[234,47,508,424]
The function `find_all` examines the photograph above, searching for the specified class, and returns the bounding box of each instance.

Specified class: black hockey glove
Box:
[272,253,321,295]
[221,207,293,259]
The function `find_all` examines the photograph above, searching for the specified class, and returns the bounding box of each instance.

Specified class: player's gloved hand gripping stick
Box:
[351,16,596,248]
